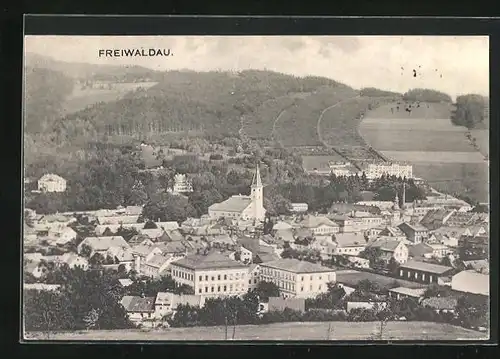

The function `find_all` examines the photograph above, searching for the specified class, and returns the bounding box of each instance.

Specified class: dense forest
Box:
[24,66,74,134]
[48,70,354,144]
[359,87,402,98]
[402,88,452,103]
[451,94,488,129]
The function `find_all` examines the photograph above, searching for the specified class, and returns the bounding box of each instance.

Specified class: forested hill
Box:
[51,70,356,143]
[24,66,74,133]
[25,52,163,82]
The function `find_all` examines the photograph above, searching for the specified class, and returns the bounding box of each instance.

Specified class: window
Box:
[310,284,312,291]
[224,274,227,280]
[249,280,251,284]
[230,284,233,291]
[205,287,208,293]
[236,273,240,279]
[211,276,215,281]
[199,275,202,281]
[218,275,221,280]
[301,286,304,292]
[254,278,257,284]
[310,275,313,280]
[211,287,214,292]
[301,276,304,281]
[224,285,227,291]
[205,275,208,281]
[319,285,322,291]
[319,276,322,280]
[218,286,221,292]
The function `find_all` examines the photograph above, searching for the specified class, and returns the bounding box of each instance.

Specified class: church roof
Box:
[208,195,252,213]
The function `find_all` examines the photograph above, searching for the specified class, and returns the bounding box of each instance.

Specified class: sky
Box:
[25,35,489,99]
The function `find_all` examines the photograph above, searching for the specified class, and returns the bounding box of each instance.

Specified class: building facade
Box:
[37,173,67,193]
[365,163,413,180]
[259,259,336,299]
[170,252,250,298]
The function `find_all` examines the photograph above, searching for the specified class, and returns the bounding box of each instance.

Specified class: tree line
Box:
[451,94,488,129]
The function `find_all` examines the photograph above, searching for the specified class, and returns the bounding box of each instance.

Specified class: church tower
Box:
[393,191,400,211]
[251,163,266,221]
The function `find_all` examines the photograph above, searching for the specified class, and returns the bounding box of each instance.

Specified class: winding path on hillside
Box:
[316,95,362,168]
[271,108,290,147]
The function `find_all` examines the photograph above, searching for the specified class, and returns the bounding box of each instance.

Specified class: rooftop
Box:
[120,296,155,313]
[400,260,453,275]
[334,233,367,248]
[298,215,338,229]
[367,239,402,252]
[388,287,427,298]
[80,236,129,252]
[208,195,252,213]
[262,258,334,274]
[172,251,247,270]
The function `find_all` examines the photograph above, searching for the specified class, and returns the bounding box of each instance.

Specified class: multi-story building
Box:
[297,215,340,235]
[398,222,429,244]
[365,162,413,180]
[290,203,308,213]
[259,258,336,299]
[170,251,249,298]
[167,173,194,194]
[37,173,67,193]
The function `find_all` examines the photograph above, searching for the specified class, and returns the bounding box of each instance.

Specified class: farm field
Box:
[413,163,489,203]
[24,321,487,341]
[359,102,489,203]
[335,270,428,289]
[363,101,454,120]
[381,151,485,164]
[62,82,158,114]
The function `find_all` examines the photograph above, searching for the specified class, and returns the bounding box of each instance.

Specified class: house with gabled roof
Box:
[77,236,129,257]
[332,233,367,256]
[297,215,340,235]
[120,296,156,326]
[398,222,429,244]
[366,239,408,264]
[142,254,175,278]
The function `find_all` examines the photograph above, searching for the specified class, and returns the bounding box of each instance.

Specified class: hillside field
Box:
[24,321,487,341]
[359,103,489,203]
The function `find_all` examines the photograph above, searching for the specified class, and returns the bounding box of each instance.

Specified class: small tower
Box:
[251,163,266,221]
[393,192,400,211]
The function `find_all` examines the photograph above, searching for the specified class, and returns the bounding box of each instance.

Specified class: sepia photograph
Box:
[22,34,490,342]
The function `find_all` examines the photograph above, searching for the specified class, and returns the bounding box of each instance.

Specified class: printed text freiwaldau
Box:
[98,48,172,57]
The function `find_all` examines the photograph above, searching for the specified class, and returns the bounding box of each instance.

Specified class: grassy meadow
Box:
[24,321,487,341]
[359,102,489,203]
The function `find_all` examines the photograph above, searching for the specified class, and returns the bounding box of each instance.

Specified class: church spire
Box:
[252,163,262,188]
[393,191,400,210]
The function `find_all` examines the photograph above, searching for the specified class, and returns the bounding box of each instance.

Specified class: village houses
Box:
[37,173,67,193]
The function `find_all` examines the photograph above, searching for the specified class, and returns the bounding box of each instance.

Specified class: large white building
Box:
[259,259,336,299]
[208,164,266,222]
[37,174,67,193]
[167,173,193,194]
[365,163,413,179]
[170,251,250,298]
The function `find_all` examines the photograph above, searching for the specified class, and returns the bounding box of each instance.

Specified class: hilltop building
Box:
[365,162,413,180]
[37,174,67,193]
[167,173,193,194]
[208,164,266,222]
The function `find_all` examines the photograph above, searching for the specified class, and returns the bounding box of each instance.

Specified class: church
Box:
[208,164,266,222]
